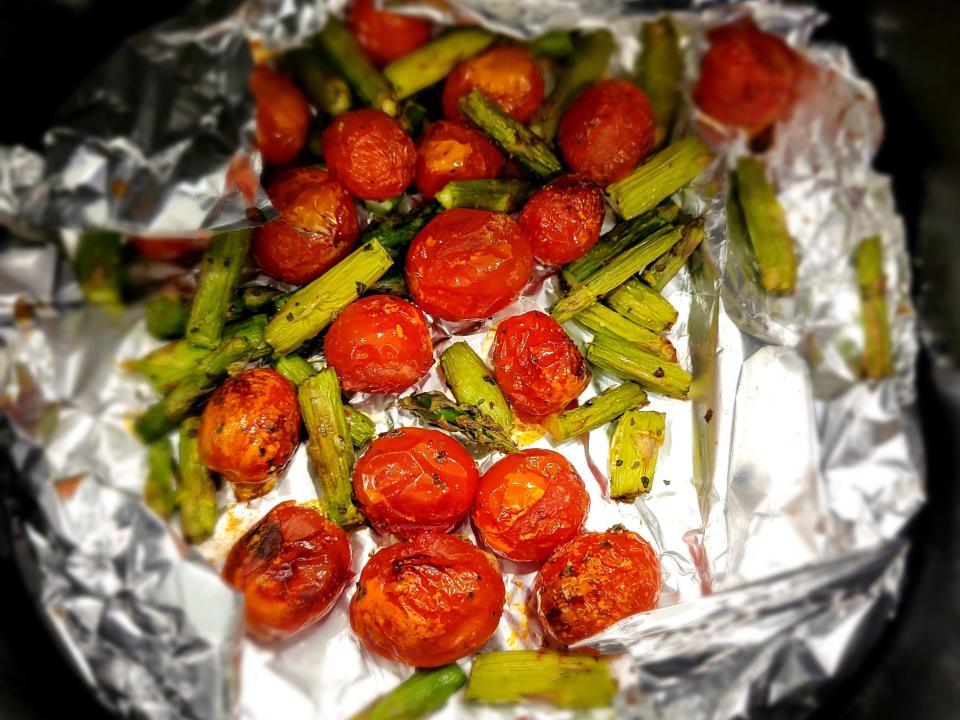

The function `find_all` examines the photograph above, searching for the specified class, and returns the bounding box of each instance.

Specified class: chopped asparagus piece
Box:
[606,279,679,332]
[144,438,177,519]
[314,18,397,115]
[587,334,691,400]
[286,47,352,116]
[177,417,217,544]
[364,196,401,221]
[366,269,408,298]
[360,206,438,258]
[545,382,648,442]
[436,179,534,213]
[74,230,124,310]
[854,235,893,378]
[273,355,316,386]
[574,303,677,362]
[636,17,683,147]
[185,230,250,350]
[353,665,467,720]
[641,221,705,291]
[383,28,495,99]
[609,410,665,500]
[528,30,574,58]
[439,342,513,432]
[399,98,429,137]
[145,290,191,339]
[344,407,377,449]
[239,285,282,314]
[399,393,518,455]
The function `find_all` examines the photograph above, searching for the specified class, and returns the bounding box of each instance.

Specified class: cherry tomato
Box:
[491,311,589,417]
[129,236,207,263]
[198,368,300,496]
[517,175,605,265]
[557,79,655,185]
[414,120,504,199]
[534,529,661,645]
[324,295,434,394]
[347,0,432,67]
[442,46,544,123]
[471,449,589,563]
[405,208,534,321]
[321,109,416,200]
[694,20,801,133]
[250,65,312,166]
[350,533,504,666]
[253,166,359,284]
[223,501,352,640]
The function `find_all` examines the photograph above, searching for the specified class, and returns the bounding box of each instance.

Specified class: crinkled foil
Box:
[0,1,923,719]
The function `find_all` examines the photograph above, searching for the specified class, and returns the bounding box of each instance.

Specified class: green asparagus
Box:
[383,28,495,99]
[609,410,665,500]
[854,235,893,378]
[273,354,316,386]
[177,417,217,544]
[144,438,177,518]
[145,290,191,339]
[74,230,124,310]
[545,382,648,442]
[399,393,517,455]
[606,279,679,332]
[436,179,534,213]
[314,18,397,115]
[641,222,705,291]
[587,333,691,400]
[352,665,467,720]
[185,230,250,350]
[439,342,513,432]
[574,303,677,362]
[344,406,377,449]
[286,47,352,116]
[636,17,683,147]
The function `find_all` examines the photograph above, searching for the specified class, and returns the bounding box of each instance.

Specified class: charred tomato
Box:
[517,175,605,265]
[414,120,504,199]
[442,46,544,123]
[347,0,432,67]
[250,65,312,166]
[129,236,207,263]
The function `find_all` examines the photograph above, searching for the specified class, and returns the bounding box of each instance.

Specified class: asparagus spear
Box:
[606,279,679,332]
[399,98,429,138]
[365,196,400,221]
[144,438,177,519]
[285,47,352,116]
[366,269,409,298]
[854,235,893,378]
[528,30,574,59]
[344,407,377,449]
[360,206,438,258]
[545,382,648,442]
[185,230,250,350]
[177,416,217,544]
[587,334,691,400]
[464,651,616,709]
[383,28,495,99]
[314,17,397,116]
[574,303,677,362]
[436,179,534,213]
[352,665,467,720]
[265,240,393,356]
[273,354,316,386]
[609,410,665,501]
[636,17,683,147]
[605,137,712,219]
[459,90,562,179]
[439,342,513,432]
[399,393,517,455]
[298,369,364,527]
[74,230,124,310]
[145,290,191,339]
[641,222,705,291]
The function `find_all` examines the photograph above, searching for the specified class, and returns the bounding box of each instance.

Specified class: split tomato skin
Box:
[471,449,589,564]
[534,529,661,645]
[353,427,478,537]
[491,311,590,417]
[405,208,534,321]
[130,236,207,263]
[349,533,505,667]
[442,46,545,123]
[414,120,505,199]
[347,0,432,67]
[321,109,417,200]
[558,79,656,185]
[250,66,312,166]
[223,502,352,641]
[518,175,606,265]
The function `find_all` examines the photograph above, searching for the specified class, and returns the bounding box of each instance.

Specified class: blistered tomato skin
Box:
[471,449,589,563]
[223,502,352,641]
[442,46,544,123]
[250,66,312,166]
[534,529,661,645]
[518,175,605,265]
[415,120,505,199]
[321,109,417,201]
[349,533,504,666]
[198,368,301,490]
[491,311,590,417]
[347,0,432,67]
[129,236,207,263]
[353,427,479,537]
[405,209,534,321]
[558,79,656,185]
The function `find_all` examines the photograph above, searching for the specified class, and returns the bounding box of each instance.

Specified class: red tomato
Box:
[558,79,655,185]
[129,236,207,263]
[491,311,589,417]
[250,66,312,166]
[694,20,801,133]
[353,427,478,537]
[517,175,605,265]
[223,502,352,640]
[414,120,504,199]
[321,109,416,200]
[442,46,544,123]
[350,533,504,666]
[324,295,434,394]
[405,209,534,321]
[252,167,359,284]
[534,529,661,645]
[471,449,589,563]
[347,0,432,67]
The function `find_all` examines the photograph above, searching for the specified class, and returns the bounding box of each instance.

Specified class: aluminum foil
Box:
[0,1,923,719]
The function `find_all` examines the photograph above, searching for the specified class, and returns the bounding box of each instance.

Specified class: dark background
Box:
[0,1,957,717]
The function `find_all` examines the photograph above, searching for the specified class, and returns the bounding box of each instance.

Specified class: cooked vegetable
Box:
[273,355,316,386]
[285,48,352,116]
[636,17,683,146]
[641,221,706,291]
[176,417,217,545]
[144,438,177,519]
[436,179,532,213]
[365,269,408,298]
[442,46,544,124]
[398,98,429,137]
[344,406,377,449]
[574,303,677,362]
[605,279,679,332]
[439,342,513,432]
[352,665,467,720]
[609,410,666,501]
[545,382,648,442]
[74,230,124,310]
[518,175,606,265]
[360,206,438,258]
[145,290,190,339]
[528,30,574,59]
[185,229,250,350]
[129,236,206,263]
[854,235,894,378]
[415,120,505,199]
[399,392,517,455]
[250,65,311,165]
[383,28,495,99]
[587,333,692,400]
[346,0,432,68]
[314,17,398,115]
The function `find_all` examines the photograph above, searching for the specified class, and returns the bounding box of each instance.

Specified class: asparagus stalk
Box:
[74,230,124,310]
[439,342,513,432]
[145,290,191,339]
[636,17,683,147]
[574,303,677,362]
[366,269,408,298]
[641,222,705,291]
[609,410,665,501]
[436,179,534,213]
[177,417,217,544]
[545,382,648,442]
[144,438,177,519]
[399,98,429,137]
[353,665,467,720]
[399,393,517,455]
[464,651,616,709]
[364,196,400,221]
[383,28,495,99]
[854,235,893,378]
[314,17,397,115]
[344,407,377,449]
[286,47,352,116]
[185,230,250,350]
[587,334,691,400]
[273,354,316,386]
[360,206,438,258]
[606,279,679,332]
[459,90,562,179]
[528,30,574,59]
[265,240,393,356]
[298,369,364,527]
[605,137,712,219]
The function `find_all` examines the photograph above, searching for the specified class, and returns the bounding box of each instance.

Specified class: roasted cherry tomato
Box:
[347,0,432,67]
[223,501,352,640]
[321,109,416,200]
[442,46,544,123]
[471,449,589,563]
[694,20,802,133]
[517,175,605,265]
[324,295,434,394]
[414,120,504,199]
[491,311,589,417]
[129,236,207,263]
[405,208,534,321]
[534,529,661,645]
[253,167,358,284]
[353,427,479,537]
[198,368,300,497]
[350,533,504,666]
[558,79,655,185]
[250,65,312,166]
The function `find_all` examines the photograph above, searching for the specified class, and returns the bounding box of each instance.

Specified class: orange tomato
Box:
[250,66,311,166]
[442,46,544,123]
[414,120,504,199]
[517,175,605,265]
[347,0,432,67]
